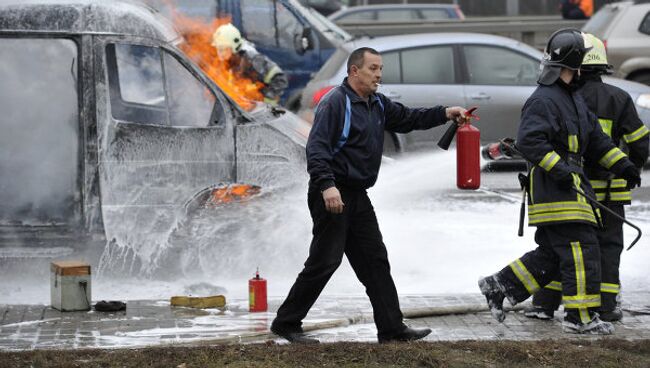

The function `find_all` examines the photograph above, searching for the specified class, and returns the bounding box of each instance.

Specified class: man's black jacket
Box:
[307,78,448,191]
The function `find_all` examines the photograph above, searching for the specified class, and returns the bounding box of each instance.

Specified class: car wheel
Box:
[383,132,404,157]
[629,71,650,86]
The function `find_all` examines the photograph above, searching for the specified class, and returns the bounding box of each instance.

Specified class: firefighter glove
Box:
[557,172,575,190]
[622,166,642,189]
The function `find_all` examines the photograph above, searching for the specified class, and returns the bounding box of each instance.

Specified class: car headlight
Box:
[636,94,650,110]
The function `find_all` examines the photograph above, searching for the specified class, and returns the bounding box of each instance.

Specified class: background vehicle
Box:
[299,0,344,16]
[329,4,465,23]
[583,0,650,84]
[0,0,309,264]
[300,33,650,153]
[148,0,353,110]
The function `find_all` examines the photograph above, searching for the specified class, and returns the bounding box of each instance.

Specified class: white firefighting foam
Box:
[2,150,650,304]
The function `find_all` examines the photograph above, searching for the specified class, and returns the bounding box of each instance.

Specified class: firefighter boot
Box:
[523,305,555,320]
[562,316,615,335]
[598,308,623,322]
[478,275,507,322]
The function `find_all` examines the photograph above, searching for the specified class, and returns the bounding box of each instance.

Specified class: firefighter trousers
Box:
[272,188,406,337]
[531,204,625,312]
[496,222,601,324]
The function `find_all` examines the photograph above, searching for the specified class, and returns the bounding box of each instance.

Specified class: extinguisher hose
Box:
[570,186,642,250]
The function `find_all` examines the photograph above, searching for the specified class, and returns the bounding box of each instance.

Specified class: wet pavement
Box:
[2,292,650,350]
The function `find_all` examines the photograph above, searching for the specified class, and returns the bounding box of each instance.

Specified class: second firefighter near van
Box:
[478,29,642,335]
[212,23,288,106]
[524,34,650,323]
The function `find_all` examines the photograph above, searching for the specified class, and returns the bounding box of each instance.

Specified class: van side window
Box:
[163,53,216,127]
[107,44,168,124]
[241,0,277,47]
[107,43,218,127]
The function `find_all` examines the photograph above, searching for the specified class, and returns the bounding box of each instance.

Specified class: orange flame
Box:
[169,9,264,110]
[207,184,261,206]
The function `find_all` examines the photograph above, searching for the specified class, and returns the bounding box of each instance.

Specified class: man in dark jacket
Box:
[478,29,641,335]
[524,34,649,323]
[270,47,468,344]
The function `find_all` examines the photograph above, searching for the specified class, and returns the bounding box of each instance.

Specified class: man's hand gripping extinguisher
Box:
[437,107,481,190]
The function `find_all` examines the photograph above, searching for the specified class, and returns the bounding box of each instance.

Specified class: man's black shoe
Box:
[377,327,432,343]
[270,325,319,344]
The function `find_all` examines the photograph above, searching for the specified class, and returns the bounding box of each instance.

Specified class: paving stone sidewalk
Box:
[2,292,650,350]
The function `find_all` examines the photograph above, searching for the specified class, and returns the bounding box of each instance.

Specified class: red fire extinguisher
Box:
[437,106,481,190]
[249,268,267,312]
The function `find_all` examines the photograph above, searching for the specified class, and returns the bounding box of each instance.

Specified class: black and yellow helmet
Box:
[538,28,593,85]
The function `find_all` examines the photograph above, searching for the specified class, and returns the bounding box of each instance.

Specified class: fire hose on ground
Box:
[180,303,526,346]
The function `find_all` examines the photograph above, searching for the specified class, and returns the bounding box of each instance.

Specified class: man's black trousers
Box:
[272,188,406,337]
[531,205,625,312]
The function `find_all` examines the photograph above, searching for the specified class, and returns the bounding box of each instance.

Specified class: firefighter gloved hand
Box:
[622,166,642,189]
[556,173,575,190]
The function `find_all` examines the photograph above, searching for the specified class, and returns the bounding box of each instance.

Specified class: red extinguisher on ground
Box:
[249,267,267,312]
[437,107,481,190]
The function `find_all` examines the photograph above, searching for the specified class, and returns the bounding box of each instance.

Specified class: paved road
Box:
[2,293,650,350]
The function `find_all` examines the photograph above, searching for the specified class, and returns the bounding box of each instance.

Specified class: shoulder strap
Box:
[333,94,352,155]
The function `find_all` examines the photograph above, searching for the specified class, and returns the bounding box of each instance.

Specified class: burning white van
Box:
[0,0,309,267]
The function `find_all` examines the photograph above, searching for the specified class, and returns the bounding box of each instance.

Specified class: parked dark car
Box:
[0,0,309,263]
[300,33,650,153]
[328,4,465,23]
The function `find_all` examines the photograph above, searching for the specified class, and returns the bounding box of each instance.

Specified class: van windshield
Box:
[582,4,620,37]
[293,1,351,43]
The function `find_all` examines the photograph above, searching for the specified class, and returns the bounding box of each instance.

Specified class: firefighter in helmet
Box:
[212,23,288,106]
[478,28,641,334]
[524,34,649,323]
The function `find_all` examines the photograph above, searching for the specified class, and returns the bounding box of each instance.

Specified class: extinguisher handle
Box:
[437,122,459,150]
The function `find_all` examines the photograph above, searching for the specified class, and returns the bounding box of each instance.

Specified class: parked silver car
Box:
[299,32,650,152]
[583,1,650,84]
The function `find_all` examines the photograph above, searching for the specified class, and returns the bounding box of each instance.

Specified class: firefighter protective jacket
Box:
[580,75,650,204]
[307,78,448,191]
[517,81,635,226]
[232,43,288,102]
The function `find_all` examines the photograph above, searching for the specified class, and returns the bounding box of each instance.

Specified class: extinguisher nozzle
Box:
[437,123,458,150]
